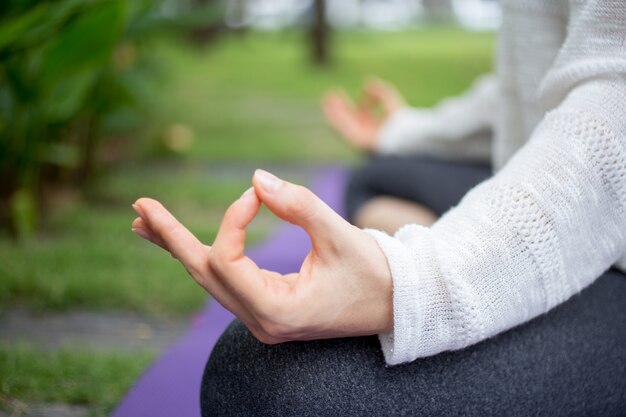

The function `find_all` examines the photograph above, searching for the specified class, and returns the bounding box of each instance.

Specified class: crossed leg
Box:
[201,269,626,416]
[345,155,492,233]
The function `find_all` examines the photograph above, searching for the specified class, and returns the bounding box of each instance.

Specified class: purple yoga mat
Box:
[111,167,348,417]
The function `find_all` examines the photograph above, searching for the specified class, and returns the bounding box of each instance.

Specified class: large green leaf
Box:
[40,0,127,88]
[0,0,95,56]
[0,3,47,53]
[41,70,98,122]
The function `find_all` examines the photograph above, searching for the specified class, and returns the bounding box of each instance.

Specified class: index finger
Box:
[211,187,268,301]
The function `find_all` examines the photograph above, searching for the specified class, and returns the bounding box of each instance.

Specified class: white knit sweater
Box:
[369,0,626,365]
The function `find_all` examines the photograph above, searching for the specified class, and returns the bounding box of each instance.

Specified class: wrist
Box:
[358,228,394,333]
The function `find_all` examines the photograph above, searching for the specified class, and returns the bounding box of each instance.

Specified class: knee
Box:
[200,320,258,416]
[344,163,377,222]
[200,320,384,416]
[201,320,299,416]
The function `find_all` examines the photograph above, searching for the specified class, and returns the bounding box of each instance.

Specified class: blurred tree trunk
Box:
[310,0,330,66]
[422,0,454,24]
[0,170,17,236]
[189,0,225,46]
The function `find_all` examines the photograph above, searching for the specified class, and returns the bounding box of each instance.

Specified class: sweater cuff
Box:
[376,107,430,155]
[364,227,427,365]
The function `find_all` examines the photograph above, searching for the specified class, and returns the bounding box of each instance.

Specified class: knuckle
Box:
[288,187,318,219]
[288,198,308,218]
[185,255,208,281]
[208,250,227,275]
[184,263,203,281]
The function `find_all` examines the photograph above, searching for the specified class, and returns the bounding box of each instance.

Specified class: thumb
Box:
[252,169,346,247]
[363,77,405,116]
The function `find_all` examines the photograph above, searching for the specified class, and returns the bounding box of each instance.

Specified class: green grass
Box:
[0,344,155,417]
[0,164,275,314]
[145,28,494,162]
[0,29,494,314]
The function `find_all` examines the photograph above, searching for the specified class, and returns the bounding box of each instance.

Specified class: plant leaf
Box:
[41,70,98,122]
[40,0,127,88]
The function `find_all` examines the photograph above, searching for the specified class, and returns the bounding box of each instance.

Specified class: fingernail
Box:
[132,203,146,220]
[254,169,283,193]
[240,187,256,201]
[132,227,150,241]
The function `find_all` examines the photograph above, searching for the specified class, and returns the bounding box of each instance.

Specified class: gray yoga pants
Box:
[201,156,626,417]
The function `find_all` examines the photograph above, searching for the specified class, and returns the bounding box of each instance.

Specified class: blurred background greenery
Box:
[0,0,495,415]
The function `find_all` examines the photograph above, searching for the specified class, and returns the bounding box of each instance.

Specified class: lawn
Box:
[0,28,494,415]
[0,345,155,417]
[145,28,494,162]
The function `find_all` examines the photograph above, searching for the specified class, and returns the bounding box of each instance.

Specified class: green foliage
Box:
[0,344,155,417]
[0,0,162,238]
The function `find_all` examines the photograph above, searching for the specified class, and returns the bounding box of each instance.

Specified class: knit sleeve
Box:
[376,74,497,162]
[369,0,626,365]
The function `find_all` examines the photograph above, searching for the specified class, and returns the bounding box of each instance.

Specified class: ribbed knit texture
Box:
[370,0,626,365]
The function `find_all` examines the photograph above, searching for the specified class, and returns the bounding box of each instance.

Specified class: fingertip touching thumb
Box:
[252,169,343,239]
[254,169,284,194]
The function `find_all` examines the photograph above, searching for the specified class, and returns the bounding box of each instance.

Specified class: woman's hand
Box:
[131,169,393,343]
[322,78,405,151]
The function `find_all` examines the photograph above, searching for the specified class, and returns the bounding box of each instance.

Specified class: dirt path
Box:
[0,307,189,353]
[0,401,89,417]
